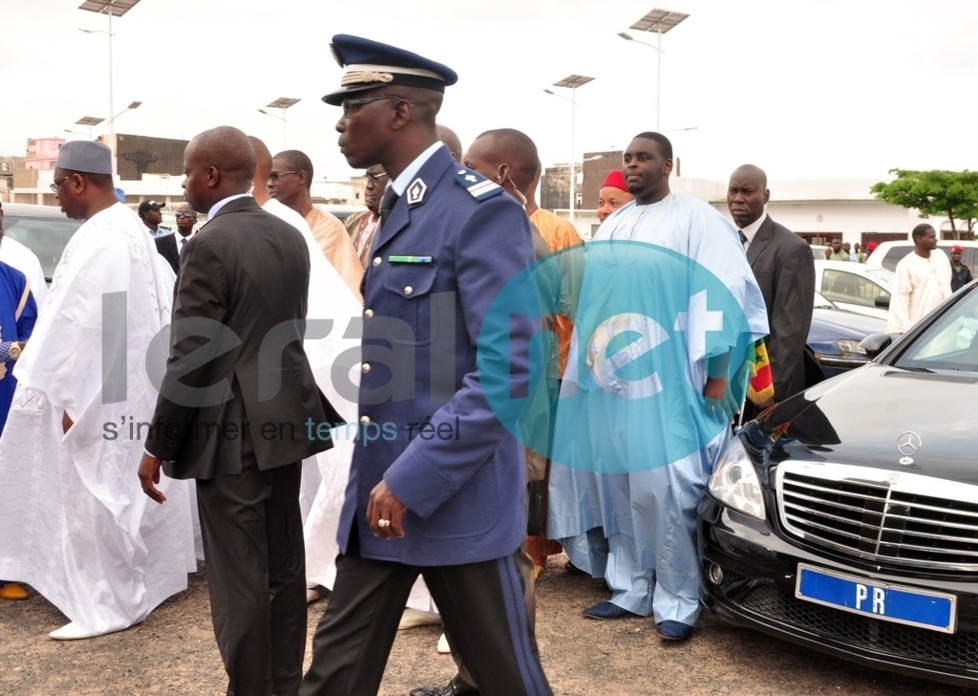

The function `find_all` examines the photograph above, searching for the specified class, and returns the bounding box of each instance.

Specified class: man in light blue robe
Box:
[547,132,768,640]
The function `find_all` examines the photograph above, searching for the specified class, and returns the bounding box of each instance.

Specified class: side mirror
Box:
[875,296,890,309]
[859,332,893,358]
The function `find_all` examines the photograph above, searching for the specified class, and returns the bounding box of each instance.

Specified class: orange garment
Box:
[528,209,583,376]
[306,207,365,301]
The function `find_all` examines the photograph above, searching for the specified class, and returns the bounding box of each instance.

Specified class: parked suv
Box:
[1,203,82,282]
[866,239,978,274]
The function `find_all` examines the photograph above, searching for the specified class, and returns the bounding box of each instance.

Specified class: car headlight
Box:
[836,339,868,356]
[708,437,765,520]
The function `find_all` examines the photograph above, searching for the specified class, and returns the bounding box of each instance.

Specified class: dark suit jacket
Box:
[145,196,335,479]
[338,145,537,566]
[154,233,181,273]
[746,215,816,402]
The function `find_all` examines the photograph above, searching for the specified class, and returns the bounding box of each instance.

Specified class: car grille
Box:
[776,463,978,571]
[739,583,978,670]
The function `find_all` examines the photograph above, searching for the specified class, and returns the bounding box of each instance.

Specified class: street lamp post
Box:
[259,97,301,150]
[79,0,143,176]
[544,74,595,227]
[618,8,689,132]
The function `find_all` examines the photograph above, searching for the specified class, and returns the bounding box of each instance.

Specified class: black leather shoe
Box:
[409,681,479,696]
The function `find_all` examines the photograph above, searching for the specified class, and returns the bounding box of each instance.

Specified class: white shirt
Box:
[207,192,252,220]
[738,212,768,250]
[886,250,952,334]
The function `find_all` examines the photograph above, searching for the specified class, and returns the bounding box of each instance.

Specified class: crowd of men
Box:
[0,31,966,696]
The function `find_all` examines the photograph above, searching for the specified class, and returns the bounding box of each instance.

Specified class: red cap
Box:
[866,241,878,252]
[601,169,629,193]
[952,245,964,253]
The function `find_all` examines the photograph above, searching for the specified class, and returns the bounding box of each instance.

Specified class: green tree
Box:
[870,169,978,239]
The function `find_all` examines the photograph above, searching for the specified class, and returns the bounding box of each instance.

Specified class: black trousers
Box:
[196,460,306,696]
[300,541,551,696]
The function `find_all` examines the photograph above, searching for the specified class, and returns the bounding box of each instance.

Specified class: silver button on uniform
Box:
[404,285,413,296]
[372,257,382,267]
[361,363,371,374]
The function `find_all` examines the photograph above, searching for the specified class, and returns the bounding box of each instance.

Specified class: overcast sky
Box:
[4,0,975,186]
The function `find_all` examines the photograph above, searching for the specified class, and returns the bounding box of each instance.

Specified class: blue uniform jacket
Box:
[336,145,537,566]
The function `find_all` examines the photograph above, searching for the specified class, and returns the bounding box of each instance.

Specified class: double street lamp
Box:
[68,116,105,140]
[618,8,689,132]
[78,0,143,176]
[259,97,301,151]
[544,74,595,227]
[66,103,140,142]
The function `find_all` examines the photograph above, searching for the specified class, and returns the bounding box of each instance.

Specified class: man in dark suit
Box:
[299,35,551,696]
[728,164,815,411]
[154,202,197,273]
[138,125,336,696]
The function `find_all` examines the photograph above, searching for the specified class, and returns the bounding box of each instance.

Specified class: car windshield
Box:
[893,288,978,373]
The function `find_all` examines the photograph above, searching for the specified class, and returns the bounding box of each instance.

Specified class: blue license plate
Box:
[795,564,956,634]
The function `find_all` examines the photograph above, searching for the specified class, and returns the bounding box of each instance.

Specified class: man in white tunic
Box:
[0,141,195,640]
[547,132,768,641]
[885,223,951,334]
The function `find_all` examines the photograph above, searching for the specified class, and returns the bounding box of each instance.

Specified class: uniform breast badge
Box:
[407,178,428,205]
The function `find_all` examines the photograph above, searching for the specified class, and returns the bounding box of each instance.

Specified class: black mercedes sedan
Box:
[700,281,978,689]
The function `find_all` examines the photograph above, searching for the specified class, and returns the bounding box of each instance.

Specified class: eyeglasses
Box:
[175,212,198,219]
[50,175,73,193]
[267,171,300,182]
[364,171,389,182]
[340,96,410,117]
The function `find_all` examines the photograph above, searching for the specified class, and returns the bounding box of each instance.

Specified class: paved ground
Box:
[0,555,972,695]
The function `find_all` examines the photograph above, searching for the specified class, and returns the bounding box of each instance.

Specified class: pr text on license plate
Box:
[795,563,956,634]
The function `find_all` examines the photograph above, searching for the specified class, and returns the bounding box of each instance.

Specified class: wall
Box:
[114,134,189,181]
[541,164,570,212]
[580,152,624,209]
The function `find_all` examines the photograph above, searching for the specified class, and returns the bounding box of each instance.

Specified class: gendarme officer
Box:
[299,35,552,696]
